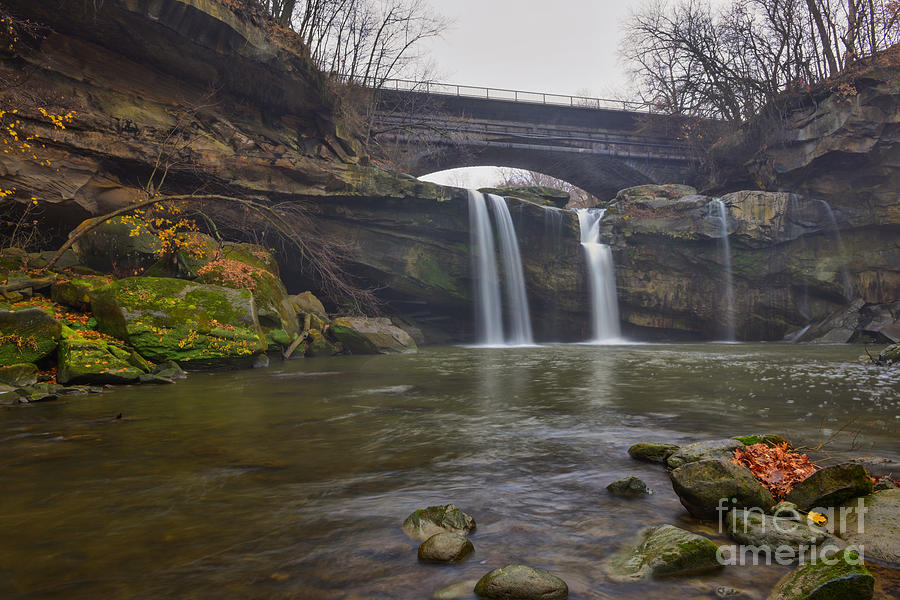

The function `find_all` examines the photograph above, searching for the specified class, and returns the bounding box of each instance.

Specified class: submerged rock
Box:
[784,463,873,511]
[402,504,476,541]
[474,564,567,600]
[766,549,873,600]
[0,308,62,367]
[628,442,679,463]
[331,317,417,354]
[836,488,900,566]
[670,459,776,519]
[607,476,652,498]
[603,524,720,582]
[0,363,39,387]
[666,439,744,469]
[433,580,480,599]
[726,509,825,551]
[417,532,474,563]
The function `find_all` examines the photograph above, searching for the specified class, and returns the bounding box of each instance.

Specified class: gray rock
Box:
[417,532,474,563]
[666,439,744,469]
[402,504,476,540]
[474,564,567,600]
[836,488,900,566]
[433,580,480,599]
[331,317,417,354]
[0,363,38,387]
[603,524,720,582]
[873,476,896,491]
[607,476,652,498]
[784,463,873,511]
[876,343,900,364]
[670,459,776,519]
[628,442,679,463]
[766,549,873,600]
[726,509,826,551]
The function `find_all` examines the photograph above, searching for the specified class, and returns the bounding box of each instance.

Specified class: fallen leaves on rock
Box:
[732,442,819,499]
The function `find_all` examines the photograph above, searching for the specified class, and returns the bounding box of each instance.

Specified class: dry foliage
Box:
[732,443,819,500]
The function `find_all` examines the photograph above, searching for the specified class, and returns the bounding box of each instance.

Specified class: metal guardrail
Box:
[369,78,654,113]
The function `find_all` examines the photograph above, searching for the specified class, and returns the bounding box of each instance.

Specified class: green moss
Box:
[769,550,874,600]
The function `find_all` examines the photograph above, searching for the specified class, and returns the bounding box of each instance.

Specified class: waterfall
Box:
[816,200,853,301]
[468,190,504,345]
[709,199,736,341]
[467,191,533,346]
[487,194,534,345]
[575,208,622,342]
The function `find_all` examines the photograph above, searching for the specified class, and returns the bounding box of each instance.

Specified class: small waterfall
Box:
[575,208,621,342]
[816,200,853,301]
[709,199,736,341]
[487,194,534,345]
[468,190,504,345]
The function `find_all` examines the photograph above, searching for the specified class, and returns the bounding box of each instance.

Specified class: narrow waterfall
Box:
[467,190,504,345]
[816,200,853,300]
[487,194,534,345]
[575,208,622,342]
[710,199,736,341]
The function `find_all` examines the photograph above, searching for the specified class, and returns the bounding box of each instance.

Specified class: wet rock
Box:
[836,488,900,566]
[670,459,776,519]
[607,476,652,498]
[433,580,480,599]
[474,564,568,600]
[417,532,474,563]
[766,549,873,600]
[57,328,147,385]
[150,360,185,380]
[603,524,720,582]
[784,463,873,511]
[71,215,164,274]
[51,275,109,312]
[15,383,62,403]
[726,509,825,551]
[290,291,327,316]
[330,317,417,354]
[873,476,896,491]
[877,343,900,365]
[402,504,476,541]
[733,434,788,447]
[0,308,62,367]
[628,442,679,463]
[478,185,570,208]
[666,439,744,469]
[0,363,38,387]
[305,329,341,357]
[849,456,900,478]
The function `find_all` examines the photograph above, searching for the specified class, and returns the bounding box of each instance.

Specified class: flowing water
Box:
[487,194,533,345]
[576,209,622,342]
[816,199,854,301]
[2,344,899,599]
[710,199,736,341]
[467,190,503,345]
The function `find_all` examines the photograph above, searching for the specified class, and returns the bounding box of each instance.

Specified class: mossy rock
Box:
[70,215,164,275]
[836,488,900,566]
[330,317,417,354]
[474,564,568,600]
[0,247,28,277]
[0,308,62,367]
[766,549,873,600]
[667,438,745,469]
[57,336,145,385]
[0,363,38,387]
[734,434,789,447]
[616,184,698,202]
[670,459,776,519]
[785,463,874,511]
[290,291,326,316]
[305,329,340,357]
[877,343,900,365]
[603,524,720,582]
[478,185,570,208]
[628,442,680,463]
[51,275,112,312]
[402,504,476,541]
[417,532,474,563]
[90,277,267,364]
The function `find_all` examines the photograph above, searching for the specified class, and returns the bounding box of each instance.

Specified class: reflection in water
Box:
[0,344,897,599]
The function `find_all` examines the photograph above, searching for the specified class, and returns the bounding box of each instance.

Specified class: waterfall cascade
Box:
[709,199,736,341]
[816,200,854,300]
[467,190,534,346]
[575,208,622,342]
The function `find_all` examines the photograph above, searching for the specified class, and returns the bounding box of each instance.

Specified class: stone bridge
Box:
[370,81,699,200]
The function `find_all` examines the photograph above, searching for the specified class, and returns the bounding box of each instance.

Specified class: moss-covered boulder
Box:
[417,532,474,563]
[330,317,417,354]
[670,459,776,519]
[607,476,652,498]
[785,464,874,511]
[628,442,679,464]
[0,308,61,366]
[734,434,789,447]
[71,215,164,275]
[90,277,267,364]
[726,509,826,552]
[836,488,900,566]
[877,343,900,365]
[51,275,113,312]
[0,363,39,387]
[667,439,745,469]
[290,291,326,316]
[305,329,340,357]
[402,504,476,541]
[603,524,720,582]
[766,549,873,600]
[474,565,568,600]
[57,335,146,385]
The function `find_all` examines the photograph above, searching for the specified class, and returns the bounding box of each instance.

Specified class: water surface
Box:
[1,344,898,599]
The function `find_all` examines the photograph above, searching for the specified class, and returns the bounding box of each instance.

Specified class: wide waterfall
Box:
[467,190,534,346]
[575,208,622,342]
[709,199,736,341]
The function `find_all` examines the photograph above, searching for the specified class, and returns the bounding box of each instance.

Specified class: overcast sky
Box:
[418,0,639,188]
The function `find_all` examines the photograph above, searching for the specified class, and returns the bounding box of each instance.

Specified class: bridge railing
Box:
[373,78,655,113]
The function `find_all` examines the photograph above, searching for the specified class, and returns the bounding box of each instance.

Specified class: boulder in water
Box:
[726,509,826,551]
[403,504,476,540]
[0,363,39,387]
[628,442,679,463]
[331,317,417,354]
[784,463,873,511]
[766,549,873,600]
[474,565,568,600]
[603,524,720,582]
[835,488,900,566]
[607,476,652,498]
[666,439,745,469]
[417,532,474,563]
[670,459,776,518]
